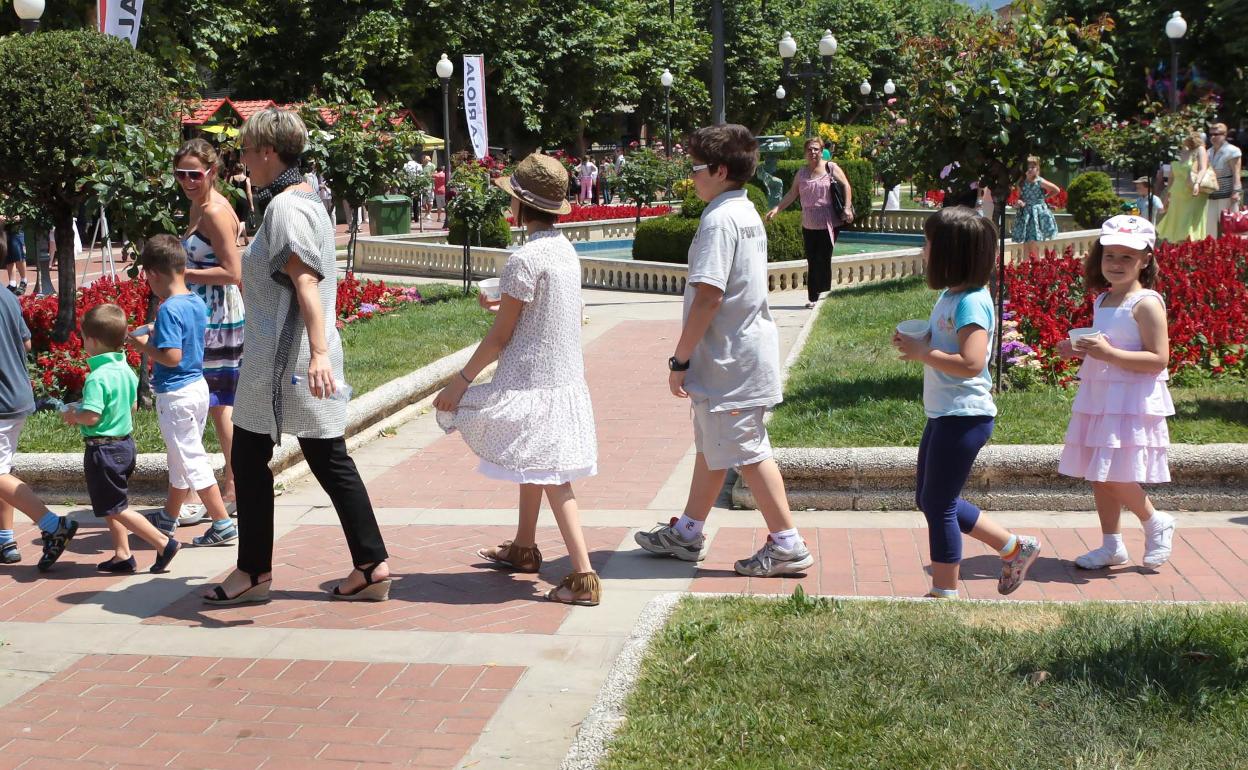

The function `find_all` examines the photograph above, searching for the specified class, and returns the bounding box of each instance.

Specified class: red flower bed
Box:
[1006,187,1067,210]
[561,204,673,222]
[1006,236,1248,384]
[20,277,148,402]
[22,274,423,401]
[335,272,423,327]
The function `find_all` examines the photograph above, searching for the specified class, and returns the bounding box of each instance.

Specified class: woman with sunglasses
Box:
[171,139,245,523]
[765,136,854,309]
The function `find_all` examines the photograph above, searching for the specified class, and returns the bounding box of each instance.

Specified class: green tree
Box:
[302,100,419,269]
[615,149,684,222]
[0,31,172,341]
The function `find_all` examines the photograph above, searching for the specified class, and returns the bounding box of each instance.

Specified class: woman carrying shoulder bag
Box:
[766,137,854,308]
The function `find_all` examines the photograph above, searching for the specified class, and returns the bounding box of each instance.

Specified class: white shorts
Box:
[691,400,773,472]
[156,379,215,491]
[0,417,25,475]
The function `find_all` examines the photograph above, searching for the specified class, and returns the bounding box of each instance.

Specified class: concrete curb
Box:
[17,343,480,502]
[733,444,1248,511]
[559,592,681,770]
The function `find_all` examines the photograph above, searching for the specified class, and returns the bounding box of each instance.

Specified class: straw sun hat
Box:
[494,153,573,215]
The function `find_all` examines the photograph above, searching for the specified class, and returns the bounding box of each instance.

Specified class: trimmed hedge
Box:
[448,213,512,248]
[633,208,805,265]
[680,183,768,220]
[633,215,701,263]
[1066,171,1120,229]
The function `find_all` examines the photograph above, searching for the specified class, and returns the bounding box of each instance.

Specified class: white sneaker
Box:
[1074,544,1129,570]
[177,504,207,527]
[1142,512,1176,568]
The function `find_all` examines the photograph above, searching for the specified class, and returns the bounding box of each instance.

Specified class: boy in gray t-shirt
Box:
[635,124,814,578]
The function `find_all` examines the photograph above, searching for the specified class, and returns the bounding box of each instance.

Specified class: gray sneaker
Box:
[634,518,706,562]
[177,504,207,527]
[998,536,1041,595]
[734,538,814,577]
[143,511,177,538]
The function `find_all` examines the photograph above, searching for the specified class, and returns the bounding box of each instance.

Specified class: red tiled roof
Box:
[181,97,228,126]
[228,99,277,119]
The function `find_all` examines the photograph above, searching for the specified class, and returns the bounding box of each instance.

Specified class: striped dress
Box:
[232,189,346,442]
[184,231,245,407]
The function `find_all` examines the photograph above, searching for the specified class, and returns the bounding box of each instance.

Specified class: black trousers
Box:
[802,227,834,302]
[233,427,388,575]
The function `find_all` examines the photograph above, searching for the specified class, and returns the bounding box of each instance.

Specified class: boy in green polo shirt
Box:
[61,304,180,574]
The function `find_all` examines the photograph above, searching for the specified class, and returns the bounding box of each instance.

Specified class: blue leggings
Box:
[915,415,994,563]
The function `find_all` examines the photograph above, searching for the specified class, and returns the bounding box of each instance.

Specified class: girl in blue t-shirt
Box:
[891,206,1040,598]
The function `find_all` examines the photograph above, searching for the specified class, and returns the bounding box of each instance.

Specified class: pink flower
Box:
[895,118,908,126]
[887,98,898,106]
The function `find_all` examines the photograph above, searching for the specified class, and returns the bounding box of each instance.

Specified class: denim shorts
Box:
[4,230,24,266]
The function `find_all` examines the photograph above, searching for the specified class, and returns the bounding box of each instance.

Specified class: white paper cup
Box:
[1068,327,1102,343]
[478,278,501,301]
[895,319,930,340]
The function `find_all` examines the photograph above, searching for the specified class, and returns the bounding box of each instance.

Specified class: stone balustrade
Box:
[354,224,1103,296]
[856,208,1081,235]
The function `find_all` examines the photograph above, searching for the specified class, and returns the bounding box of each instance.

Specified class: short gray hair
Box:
[239,108,307,166]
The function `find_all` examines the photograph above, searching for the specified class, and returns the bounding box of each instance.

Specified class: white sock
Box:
[673,514,705,541]
[1102,533,1124,551]
[999,534,1020,559]
[1144,511,1172,531]
[771,528,802,551]
[6,281,14,288]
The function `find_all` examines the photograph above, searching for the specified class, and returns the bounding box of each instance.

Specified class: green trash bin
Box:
[365,195,413,236]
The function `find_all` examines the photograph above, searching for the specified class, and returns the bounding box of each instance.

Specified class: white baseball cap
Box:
[1100,214,1156,251]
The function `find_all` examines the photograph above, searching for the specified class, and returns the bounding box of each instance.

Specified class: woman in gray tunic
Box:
[202,108,390,605]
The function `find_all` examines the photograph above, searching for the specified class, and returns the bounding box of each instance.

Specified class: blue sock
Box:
[38,511,61,533]
[212,519,233,530]
[0,529,14,545]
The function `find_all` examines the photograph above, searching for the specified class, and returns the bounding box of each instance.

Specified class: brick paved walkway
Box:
[0,287,1245,770]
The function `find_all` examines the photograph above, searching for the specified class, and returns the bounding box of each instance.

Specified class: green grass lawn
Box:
[18,283,491,453]
[604,596,1248,770]
[768,277,1248,446]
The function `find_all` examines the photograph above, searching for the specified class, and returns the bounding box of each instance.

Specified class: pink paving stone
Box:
[146,525,626,633]
[0,655,521,770]
[367,320,693,510]
[688,526,1248,602]
[0,518,161,623]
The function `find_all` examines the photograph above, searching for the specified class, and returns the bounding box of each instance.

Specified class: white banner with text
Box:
[98,0,145,48]
[462,55,489,159]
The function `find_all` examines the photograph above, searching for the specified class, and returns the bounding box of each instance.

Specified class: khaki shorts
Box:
[691,400,772,471]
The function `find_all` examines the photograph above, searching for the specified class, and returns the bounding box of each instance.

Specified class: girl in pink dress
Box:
[1057,215,1176,570]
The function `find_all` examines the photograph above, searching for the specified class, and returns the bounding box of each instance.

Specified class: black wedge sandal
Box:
[203,571,272,605]
[331,563,392,602]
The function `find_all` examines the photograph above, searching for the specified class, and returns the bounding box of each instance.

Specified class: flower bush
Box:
[20,277,148,402]
[505,203,672,225]
[336,272,423,327]
[1004,236,1248,387]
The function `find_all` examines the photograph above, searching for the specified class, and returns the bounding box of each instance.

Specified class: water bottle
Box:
[291,375,353,402]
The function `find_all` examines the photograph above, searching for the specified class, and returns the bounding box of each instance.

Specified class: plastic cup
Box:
[478,278,501,301]
[895,319,930,340]
[1068,327,1102,343]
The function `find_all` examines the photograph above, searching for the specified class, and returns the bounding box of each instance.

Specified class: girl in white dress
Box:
[434,153,600,606]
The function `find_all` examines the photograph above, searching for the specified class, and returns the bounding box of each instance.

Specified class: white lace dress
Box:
[436,229,598,484]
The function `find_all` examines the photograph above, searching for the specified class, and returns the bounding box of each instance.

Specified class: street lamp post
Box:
[13,0,44,34]
[1165,11,1187,111]
[436,54,455,169]
[660,69,674,159]
[776,30,837,139]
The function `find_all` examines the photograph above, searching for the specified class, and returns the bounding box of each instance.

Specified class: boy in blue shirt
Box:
[131,235,236,547]
[0,282,80,570]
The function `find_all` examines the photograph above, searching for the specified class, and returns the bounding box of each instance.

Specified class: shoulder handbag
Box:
[825,162,847,220]
[1189,163,1220,195]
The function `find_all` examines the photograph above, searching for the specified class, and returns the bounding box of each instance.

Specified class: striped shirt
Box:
[232,188,345,442]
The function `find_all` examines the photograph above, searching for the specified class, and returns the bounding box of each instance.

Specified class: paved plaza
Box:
[1,288,1246,769]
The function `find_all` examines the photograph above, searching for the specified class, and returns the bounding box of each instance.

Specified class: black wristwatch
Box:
[668,356,690,372]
